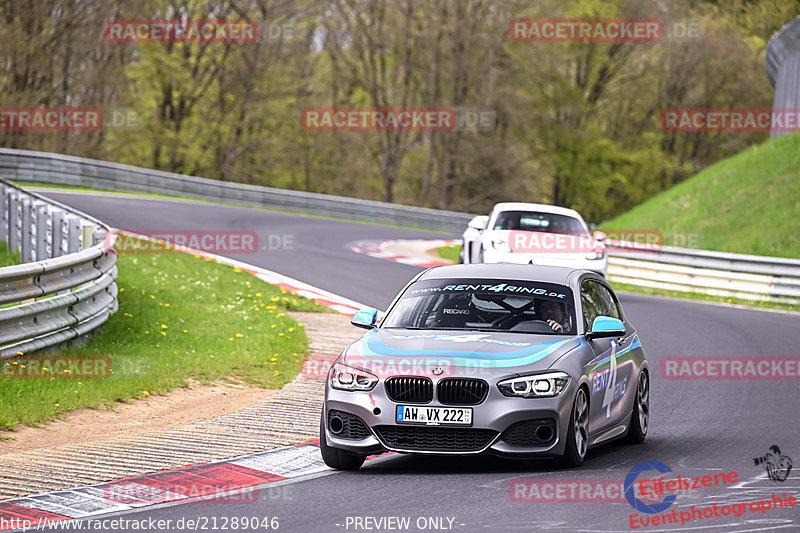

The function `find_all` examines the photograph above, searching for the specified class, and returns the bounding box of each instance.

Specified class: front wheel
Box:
[625,371,649,444]
[319,410,366,470]
[558,387,589,468]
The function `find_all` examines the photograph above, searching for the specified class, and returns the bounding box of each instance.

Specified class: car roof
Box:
[491,202,583,219]
[417,263,591,286]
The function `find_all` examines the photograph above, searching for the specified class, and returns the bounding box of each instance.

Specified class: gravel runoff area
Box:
[0,312,358,501]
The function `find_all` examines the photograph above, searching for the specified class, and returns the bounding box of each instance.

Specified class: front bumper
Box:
[323,380,577,458]
[481,249,608,276]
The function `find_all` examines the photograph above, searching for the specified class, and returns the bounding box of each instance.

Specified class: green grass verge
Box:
[0,235,323,431]
[437,244,461,263]
[0,241,20,267]
[600,133,800,258]
[610,282,798,313]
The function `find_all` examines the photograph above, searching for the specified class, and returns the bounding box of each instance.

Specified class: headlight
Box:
[585,243,606,260]
[329,362,378,391]
[498,371,571,398]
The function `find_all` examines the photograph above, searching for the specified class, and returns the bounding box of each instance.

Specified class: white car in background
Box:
[460,202,608,276]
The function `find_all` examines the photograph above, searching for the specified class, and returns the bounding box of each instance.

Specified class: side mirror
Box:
[592,230,607,242]
[587,316,625,339]
[467,215,489,230]
[351,308,378,329]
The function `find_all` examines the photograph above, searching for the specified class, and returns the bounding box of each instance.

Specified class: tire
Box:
[625,371,649,444]
[558,387,589,468]
[319,410,366,470]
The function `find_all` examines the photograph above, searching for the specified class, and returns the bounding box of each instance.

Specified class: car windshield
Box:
[382,278,576,335]
[492,211,587,235]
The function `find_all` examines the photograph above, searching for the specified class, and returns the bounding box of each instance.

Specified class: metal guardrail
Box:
[0,178,117,358]
[607,244,800,305]
[0,147,795,307]
[0,148,474,232]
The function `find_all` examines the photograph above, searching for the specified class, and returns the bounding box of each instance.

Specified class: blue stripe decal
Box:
[583,335,641,371]
[354,333,579,368]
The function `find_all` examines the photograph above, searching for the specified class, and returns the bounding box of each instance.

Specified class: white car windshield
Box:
[492,211,587,235]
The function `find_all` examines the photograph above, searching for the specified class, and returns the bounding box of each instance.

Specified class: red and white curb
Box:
[0,442,329,530]
[117,231,366,315]
[350,239,457,269]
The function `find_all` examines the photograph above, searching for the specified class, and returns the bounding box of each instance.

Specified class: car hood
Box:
[341,328,581,379]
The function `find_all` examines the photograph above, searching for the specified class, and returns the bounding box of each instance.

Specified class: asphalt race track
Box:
[36,191,800,533]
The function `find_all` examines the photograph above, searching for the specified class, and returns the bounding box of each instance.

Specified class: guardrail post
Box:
[7,191,19,253]
[66,216,81,254]
[81,224,96,251]
[20,198,33,262]
[35,204,49,261]
[0,185,7,242]
[51,209,65,257]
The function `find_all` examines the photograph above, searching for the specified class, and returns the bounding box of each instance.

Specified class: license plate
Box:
[395,405,472,426]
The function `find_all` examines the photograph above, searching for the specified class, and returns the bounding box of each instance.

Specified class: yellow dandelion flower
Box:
[145,331,150,334]
[183,329,188,333]
[288,327,294,332]
[161,331,166,336]
[120,288,125,292]
[150,295,155,299]
[273,370,280,376]
[161,324,168,329]
[256,292,262,297]
[164,303,170,307]
[235,333,243,338]
[271,324,277,328]
[143,391,150,396]
[234,268,242,272]
[229,337,234,341]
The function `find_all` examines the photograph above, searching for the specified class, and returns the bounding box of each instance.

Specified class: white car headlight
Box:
[585,242,606,260]
[329,362,378,391]
[498,371,571,398]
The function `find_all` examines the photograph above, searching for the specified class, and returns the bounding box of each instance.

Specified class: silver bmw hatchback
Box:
[321,264,649,469]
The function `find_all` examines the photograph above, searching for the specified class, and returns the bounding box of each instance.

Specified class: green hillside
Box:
[601,133,800,259]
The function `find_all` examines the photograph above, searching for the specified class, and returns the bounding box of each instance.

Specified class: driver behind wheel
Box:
[539,299,568,332]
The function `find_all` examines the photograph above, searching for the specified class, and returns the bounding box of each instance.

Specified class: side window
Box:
[591,282,621,320]
[580,281,601,331]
